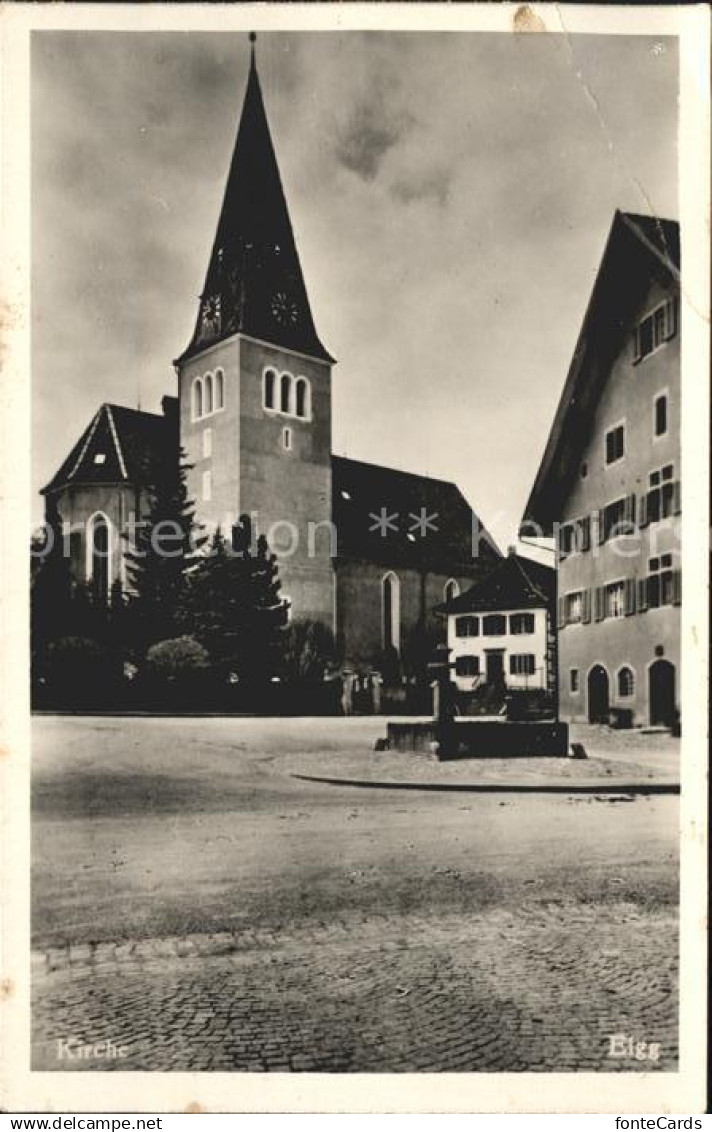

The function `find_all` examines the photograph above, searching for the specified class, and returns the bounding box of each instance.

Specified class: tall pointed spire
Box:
[178,35,333,364]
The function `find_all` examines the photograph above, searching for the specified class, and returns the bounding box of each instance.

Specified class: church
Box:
[42,38,500,672]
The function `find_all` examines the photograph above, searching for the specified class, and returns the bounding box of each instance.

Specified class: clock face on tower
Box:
[200,294,221,338]
[270,290,299,327]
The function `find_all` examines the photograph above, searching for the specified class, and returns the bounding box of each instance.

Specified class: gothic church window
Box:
[382,571,400,653]
[87,512,112,604]
[444,579,460,603]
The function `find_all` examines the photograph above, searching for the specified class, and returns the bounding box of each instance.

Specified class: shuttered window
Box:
[510,613,535,635]
[455,616,479,638]
[647,465,677,524]
[455,655,480,678]
[647,554,677,608]
[605,424,625,465]
[633,295,678,362]
[483,615,506,636]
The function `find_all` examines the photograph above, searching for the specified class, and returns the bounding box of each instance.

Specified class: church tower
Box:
[175,36,335,627]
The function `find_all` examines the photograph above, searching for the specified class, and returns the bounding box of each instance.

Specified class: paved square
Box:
[32,716,679,1072]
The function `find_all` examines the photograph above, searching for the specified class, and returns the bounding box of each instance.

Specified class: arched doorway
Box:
[649,660,676,727]
[587,664,609,724]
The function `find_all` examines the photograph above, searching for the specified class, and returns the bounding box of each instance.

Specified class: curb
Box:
[291,773,680,796]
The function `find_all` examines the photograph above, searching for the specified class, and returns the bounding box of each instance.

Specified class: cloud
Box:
[31,30,679,552]
[390,165,451,207]
[335,99,412,181]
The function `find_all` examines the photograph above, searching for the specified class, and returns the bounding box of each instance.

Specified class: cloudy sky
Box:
[32,29,678,550]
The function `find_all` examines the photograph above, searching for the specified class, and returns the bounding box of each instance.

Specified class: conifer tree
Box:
[124,447,199,655]
[187,518,289,682]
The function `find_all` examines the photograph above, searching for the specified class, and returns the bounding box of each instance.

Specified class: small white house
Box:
[440,551,556,696]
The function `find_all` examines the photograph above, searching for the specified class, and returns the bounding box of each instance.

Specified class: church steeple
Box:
[178,35,333,364]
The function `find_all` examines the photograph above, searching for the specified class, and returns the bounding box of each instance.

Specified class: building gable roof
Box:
[332,455,501,575]
[520,211,680,535]
[177,43,332,366]
[42,401,177,495]
[439,552,555,615]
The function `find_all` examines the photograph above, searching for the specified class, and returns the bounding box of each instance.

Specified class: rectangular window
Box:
[647,554,676,609]
[570,668,580,694]
[654,394,668,437]
[455,616,479,638]
[510,613,535,635]
[558,523,575,558]
[604,580,626,619]
[634,295,678,362]
[203,428,212,459]
[509,654,535,676]
[602,497,627,542]
[564,591,583,625]
[605,424,625,465]
[647,464,676,523]
[482,614,506,636]
[202,470,212,502]
[455,655,480,678]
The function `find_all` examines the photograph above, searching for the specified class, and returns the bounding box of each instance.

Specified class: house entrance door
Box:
[485,650,505,685]
[587,665,610,724]
[649,660,676,727]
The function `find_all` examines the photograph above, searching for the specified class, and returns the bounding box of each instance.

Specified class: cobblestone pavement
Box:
[31,716,679,1074]
[32,903,677,1073]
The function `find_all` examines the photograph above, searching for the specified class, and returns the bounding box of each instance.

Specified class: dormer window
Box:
[93,453,106,465]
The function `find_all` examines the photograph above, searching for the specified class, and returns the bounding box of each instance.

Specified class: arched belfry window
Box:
[204,372,214,415]
[87,512,112,605]
[382,571,401,653]
[444,579,460,603]
[295,377,310,419]
[214,368,224,410]
[280,372,292,415]
[192,377,203,421]
[264,368,276,410]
